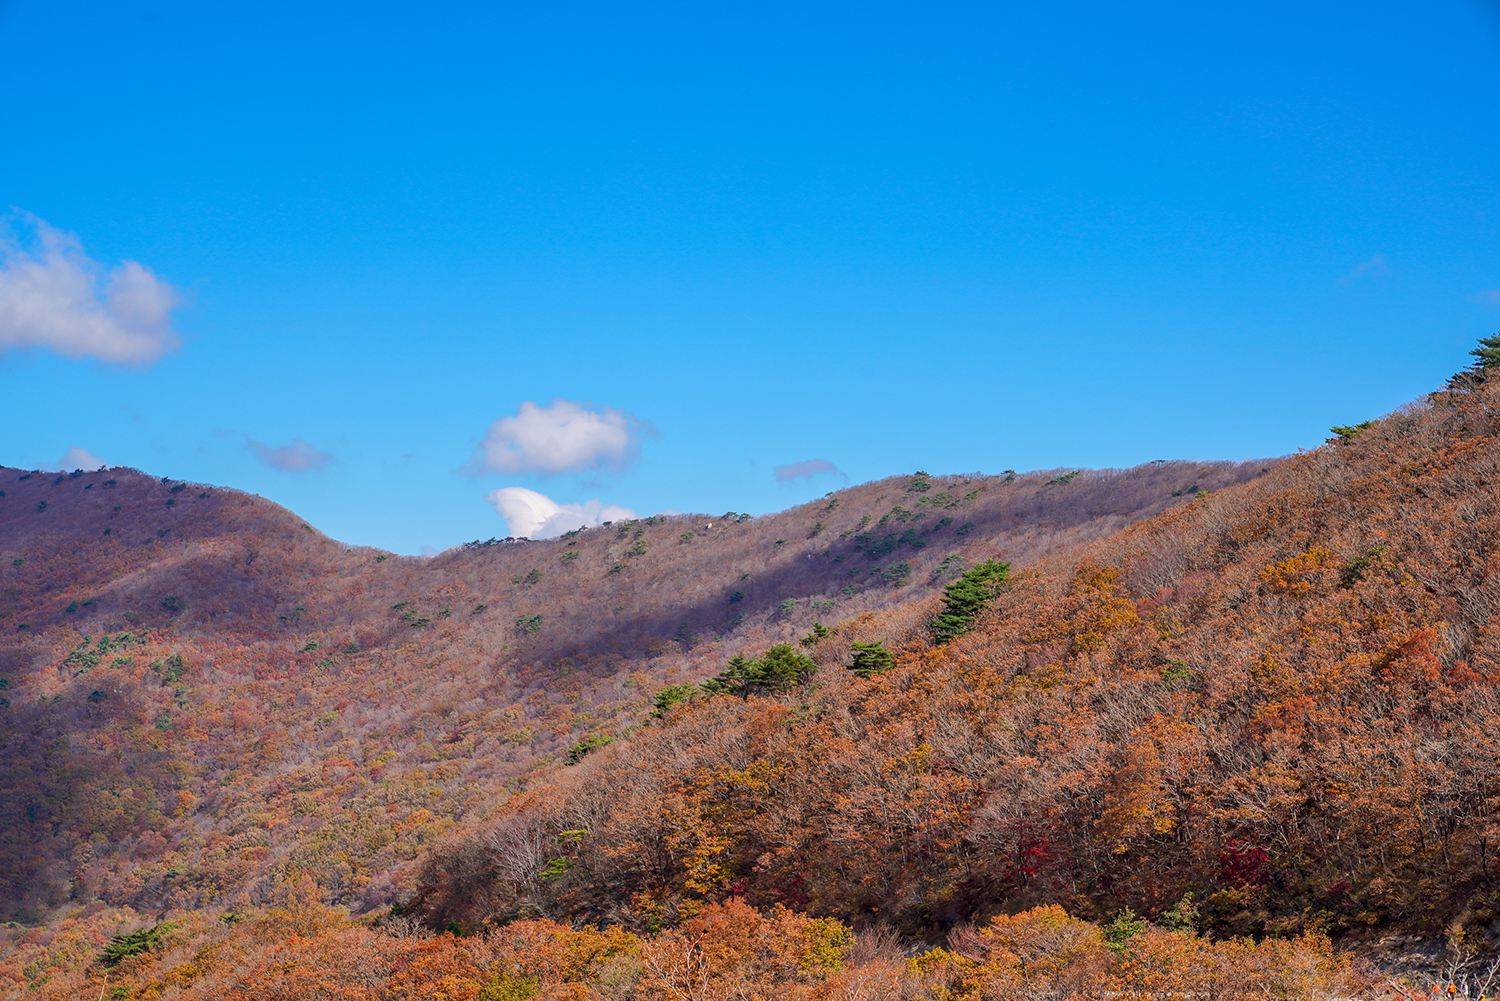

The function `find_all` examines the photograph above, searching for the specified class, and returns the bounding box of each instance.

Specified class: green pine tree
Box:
[1448,331,1500,390]
[701,644,816,697]
[930,559,1011,645]
[848,640,896,678]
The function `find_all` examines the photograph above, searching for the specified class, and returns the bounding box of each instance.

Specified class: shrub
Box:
[880,562,911,586]
[1340,545,1389,588]
[99,922,173,966]
[1102,908,1149,953]
[651,682,698,718]
[160,594,183,612]
[155,654,188,683]
[516,614,544,636]
[565,733,614,764]
[799,622,831,646]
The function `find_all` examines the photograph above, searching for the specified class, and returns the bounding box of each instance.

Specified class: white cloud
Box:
[49,446,107,471]
[467,399,650,476]
[487,486,635,539]
[774,458,845,485]
[0,211,181,365]
[247,437,334,472]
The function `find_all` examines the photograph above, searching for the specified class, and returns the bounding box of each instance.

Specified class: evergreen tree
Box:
[848,640,896,678]
[1447,331,1500,390]
[701,644,816,697]
[650,683,698,719]
[1472,331,1500,370]
[930,559,1011,645]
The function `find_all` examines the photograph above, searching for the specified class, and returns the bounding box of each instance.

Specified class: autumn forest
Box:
[7,355,1500,998]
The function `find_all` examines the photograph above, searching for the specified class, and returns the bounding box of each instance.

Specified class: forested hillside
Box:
[395,382,1500,980]
[0,453,1258,980]
[16,370,1500,997]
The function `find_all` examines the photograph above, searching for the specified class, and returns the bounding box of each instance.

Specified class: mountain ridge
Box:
[0,455,1267,944]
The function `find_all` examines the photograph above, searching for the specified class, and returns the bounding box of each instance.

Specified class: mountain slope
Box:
[406,389,1500,956]
[0,458,1260,925]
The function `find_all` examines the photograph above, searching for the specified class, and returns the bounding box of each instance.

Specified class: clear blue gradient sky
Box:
[2,0,1498,553]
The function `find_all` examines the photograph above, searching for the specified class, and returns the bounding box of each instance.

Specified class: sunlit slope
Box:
[409,392,1500,945]
[0,458,1262,921]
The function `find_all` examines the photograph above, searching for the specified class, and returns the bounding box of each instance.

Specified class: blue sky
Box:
[2,0,1498,554]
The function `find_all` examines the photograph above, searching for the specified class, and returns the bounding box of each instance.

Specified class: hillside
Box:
[395,384,1500,972]
[0,456,1260,948]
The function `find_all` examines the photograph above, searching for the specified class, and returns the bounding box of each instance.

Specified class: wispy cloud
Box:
[1339,254,1390,284]
[487,486,635,539]
[774,458,845,485]
[48,446,107,471]
[1471,289,1500,305]
[466,399,651,476]
[0,211,181,365]
[247,437,334,472]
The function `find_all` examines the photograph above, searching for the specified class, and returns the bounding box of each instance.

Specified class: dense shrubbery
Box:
[0,897,1380,1000]
[403,378,1500,985]
[0,431,1271,991]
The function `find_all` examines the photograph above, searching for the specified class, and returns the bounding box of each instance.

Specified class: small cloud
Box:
[48,446,107,471]
[247,437,334,472]
[419,545,440,558]
[1471,289,1500,305]
[0,210,182,365]
[1339,254,1390,284]
[466,399,652,476]
[487,486,636,539]
[774,458,846,486]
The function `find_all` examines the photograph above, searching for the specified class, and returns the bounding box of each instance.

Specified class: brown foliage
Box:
[0,458,1253,922]
[414,387,1500,960]
[0,898,1375,1000]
